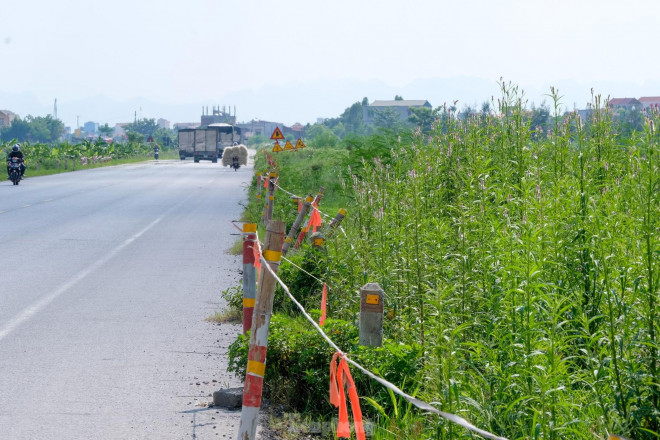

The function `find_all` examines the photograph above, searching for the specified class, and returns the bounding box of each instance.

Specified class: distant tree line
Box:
[1,115,175,147]
[301,94,649,148]
[1,115,64,143]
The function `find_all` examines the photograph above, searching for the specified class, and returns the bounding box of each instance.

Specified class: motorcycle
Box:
[231,156,240,171]
[7,157,23,185]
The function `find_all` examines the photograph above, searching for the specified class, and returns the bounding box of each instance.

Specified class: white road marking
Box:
[0,216,163,343]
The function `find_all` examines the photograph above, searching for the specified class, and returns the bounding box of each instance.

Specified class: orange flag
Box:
[297,197,302,213]
[253,243,261,272]
[320,283,328,326]
[309,203,322,233]
[329,353,365,440]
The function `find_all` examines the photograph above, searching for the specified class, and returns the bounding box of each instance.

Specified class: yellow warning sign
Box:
[366,294,380,305]
[272,141,283,152]
[284,140,294,150]
[270,126,285,140]
[296,138,306,149]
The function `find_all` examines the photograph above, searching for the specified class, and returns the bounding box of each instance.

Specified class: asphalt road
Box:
[0,159,252,439]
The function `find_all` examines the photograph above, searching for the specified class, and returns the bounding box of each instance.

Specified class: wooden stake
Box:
[293,187,325,248]
[237,220,286,440]
[265,172,277,222]
[282,194,313,256]
[324,208,347,239]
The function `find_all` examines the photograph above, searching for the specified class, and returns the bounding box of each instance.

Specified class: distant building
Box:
[157,118,170,129]
[236,120,283,139]
[363,99,432,124]
[113,123,129,139]
[638,96,660,109]
[0,110,17,129]
[201,106,236,126]
[83,121,98,135]
[608,98,642,111]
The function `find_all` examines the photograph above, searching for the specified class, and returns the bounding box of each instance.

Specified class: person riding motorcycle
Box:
[7,144,26,180]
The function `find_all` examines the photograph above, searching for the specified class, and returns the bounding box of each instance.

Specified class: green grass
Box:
[238,84,659,440]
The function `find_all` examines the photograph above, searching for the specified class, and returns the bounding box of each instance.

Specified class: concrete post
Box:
[359,283,384,347]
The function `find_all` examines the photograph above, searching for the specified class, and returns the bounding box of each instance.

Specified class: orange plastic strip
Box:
[320,283,328,326]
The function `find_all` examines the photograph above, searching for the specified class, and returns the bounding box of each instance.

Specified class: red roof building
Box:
[638,96,660,109]
[608,98,642,110]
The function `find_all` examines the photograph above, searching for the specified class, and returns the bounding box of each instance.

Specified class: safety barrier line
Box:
[253,234,508,440]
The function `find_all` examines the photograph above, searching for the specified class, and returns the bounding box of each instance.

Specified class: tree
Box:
[394,95,404,101]
[152,127,174,149]
[306,124,339,148]
[0,115,63,143]
[362,97,369,106]
[339,102,365,134]
[371,107,401,129]
[408,107,437,134]
[123,118,158,138]
[98,123,113,137]
[1,117,30,142]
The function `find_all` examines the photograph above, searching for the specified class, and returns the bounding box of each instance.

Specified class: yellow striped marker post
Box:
[265,172,277,223]
[237,220,286,440]
[255,173,262,202]
[324,208,347,239]
[294,187,325,248]
[282,194,314,256]
[242,223,257,335]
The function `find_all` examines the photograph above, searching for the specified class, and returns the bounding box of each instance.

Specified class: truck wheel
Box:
[180,156,185,160]
[212,158,218,163]
[194,158,199,163]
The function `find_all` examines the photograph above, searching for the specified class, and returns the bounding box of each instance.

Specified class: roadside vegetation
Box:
[0,118,178,178]
[228,82,659,439]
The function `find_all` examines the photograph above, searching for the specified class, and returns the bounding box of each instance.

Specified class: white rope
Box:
[274,182,335,220]
[254,232,508,440]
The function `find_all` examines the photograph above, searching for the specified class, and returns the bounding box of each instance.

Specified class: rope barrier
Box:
[274,182,335,220]
[253,233,508,440]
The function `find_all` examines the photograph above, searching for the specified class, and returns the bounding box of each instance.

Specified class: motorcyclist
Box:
[7,144,26,180]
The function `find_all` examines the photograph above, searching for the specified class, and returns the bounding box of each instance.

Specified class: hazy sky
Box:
[2,0,660,128]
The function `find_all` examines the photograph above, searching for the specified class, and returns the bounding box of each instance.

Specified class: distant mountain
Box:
[3,77,660,130]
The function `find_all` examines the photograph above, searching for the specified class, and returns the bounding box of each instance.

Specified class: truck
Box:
[177,128,195,160]
[194,128,218,163]
[208,123,243,158]
[178,124,244,163]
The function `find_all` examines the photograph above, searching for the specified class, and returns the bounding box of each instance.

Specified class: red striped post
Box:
[242,223,257,335]
[237,220,286,440]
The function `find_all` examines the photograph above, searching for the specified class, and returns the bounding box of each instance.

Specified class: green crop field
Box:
[236,84,659,440]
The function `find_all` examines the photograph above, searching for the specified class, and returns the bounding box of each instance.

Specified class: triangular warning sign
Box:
[295,138,306,149]
[272,141,283,152]
[270,127,285,140]
[284,140,294,150]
